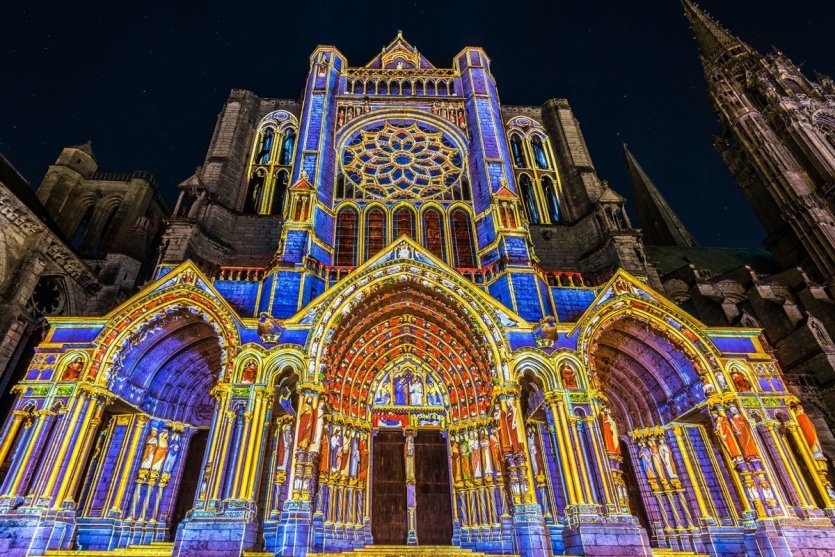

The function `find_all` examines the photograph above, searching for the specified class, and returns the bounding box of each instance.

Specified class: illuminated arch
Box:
[392,203,418,240]
[232,348,266,383]
[335,108,469,155]
[263,348,307,385]
[420,203,447,262]
[362,203,388,261]
[576,286,724,429]
[510,350,560,391]
[299,245,516,423]
[725,360,756,393]
[91,277,241,387]
[54,350,91,382]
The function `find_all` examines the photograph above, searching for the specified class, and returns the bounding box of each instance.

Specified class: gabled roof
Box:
[597,184,626,204]
[568,267,709,335]
[289,172,314,191]
[70,139,96,159]
[493,181,518,200]
[364,31,436,69]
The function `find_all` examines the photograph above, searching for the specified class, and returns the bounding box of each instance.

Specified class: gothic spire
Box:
[680,0,750,61]
[624,144,699,248]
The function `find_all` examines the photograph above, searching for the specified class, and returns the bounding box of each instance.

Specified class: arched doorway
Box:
[311,276,507,552]
[75,307,225,550]
[585,311,731,553]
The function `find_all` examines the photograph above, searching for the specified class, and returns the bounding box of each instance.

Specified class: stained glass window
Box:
[280,129,295,165]
[393,207,416,240]
[532,136,549,169]
[542,176,560,223]
[518,174,540,224]
[451,209,476,268]
[342,121,464,200]
[510,134,526,168]
[423,208,446,261]
[335,208,358,266]
[246,169,266,213]
[365,207,386,260]
[256,128,274,165]
[271,170,289,215]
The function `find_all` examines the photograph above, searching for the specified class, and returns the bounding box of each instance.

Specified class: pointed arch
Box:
[256,127,276,165]
[279,128,296,166]
[421,205,446,262]
[364,205,387,261]
[509,133,527,168]
[450,207,476,268]
[531,135,549,169]
[335,206,359,267]
[517,173,540,224]
[541,175,560,223]
[91,274,241,386]
[392,205,417,240]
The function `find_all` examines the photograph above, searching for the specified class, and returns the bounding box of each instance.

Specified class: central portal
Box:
[371,429,453,545]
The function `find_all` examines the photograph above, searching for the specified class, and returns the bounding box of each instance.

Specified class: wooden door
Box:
[371,430,407,544]
[415,430,453,545]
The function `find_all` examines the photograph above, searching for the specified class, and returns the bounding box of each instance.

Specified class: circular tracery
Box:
[322,278,495,422]
[342,121,464,200]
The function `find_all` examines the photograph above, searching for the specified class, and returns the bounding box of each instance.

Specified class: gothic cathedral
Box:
[2,3,835,557]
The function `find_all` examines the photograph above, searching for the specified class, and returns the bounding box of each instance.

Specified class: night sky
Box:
[3,0,833,248]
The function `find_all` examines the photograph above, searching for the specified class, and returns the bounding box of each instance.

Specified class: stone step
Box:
[652,551,709,557]
[45,541,174,557]
[319,546,517,557]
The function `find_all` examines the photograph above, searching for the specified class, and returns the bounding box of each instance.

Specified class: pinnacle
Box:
[680,0,749,61]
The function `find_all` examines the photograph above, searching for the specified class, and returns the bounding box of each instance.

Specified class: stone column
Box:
[496,386,549,557]
[0,410,30,468]
[404,428,418,545]
[31,386,110,510]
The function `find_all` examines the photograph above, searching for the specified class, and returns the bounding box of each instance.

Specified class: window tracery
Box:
[247,110,298,215]
[340,121,466,201]
[505,116,562,224]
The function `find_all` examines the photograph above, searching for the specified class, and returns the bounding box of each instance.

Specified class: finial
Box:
[300,169,310,181]
[397,29,403,38]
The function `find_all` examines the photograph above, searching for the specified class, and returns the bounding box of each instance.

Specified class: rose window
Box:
[342,121,463,200]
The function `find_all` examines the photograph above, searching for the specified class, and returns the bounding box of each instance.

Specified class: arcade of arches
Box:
[0,267,834,557]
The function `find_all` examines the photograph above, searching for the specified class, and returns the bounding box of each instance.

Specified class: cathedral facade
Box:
[2,3,835,557]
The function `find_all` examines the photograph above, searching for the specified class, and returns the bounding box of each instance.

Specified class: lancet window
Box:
[518,174,540,225]
[542,176,560,223]
[393,206,416,240]
[422,207,446,261]
[246,110,298,215]
[505,116,562,224]
[335,207,358,267]
[451,208,476,268]
[365,207,387,261]
[333,203,475,268]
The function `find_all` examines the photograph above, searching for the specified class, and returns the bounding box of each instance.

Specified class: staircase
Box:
[45,541,174,556]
